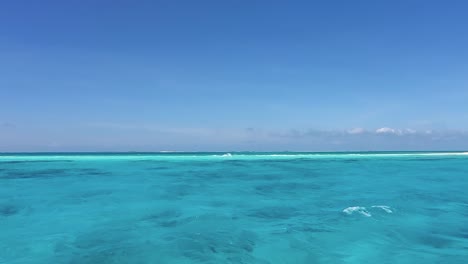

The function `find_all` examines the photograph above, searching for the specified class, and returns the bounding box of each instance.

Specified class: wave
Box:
[343,206,372,217]
[343,205,393,217]
[371,205,393,213]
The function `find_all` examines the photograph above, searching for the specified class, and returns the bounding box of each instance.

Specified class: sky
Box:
[1,0,468,151]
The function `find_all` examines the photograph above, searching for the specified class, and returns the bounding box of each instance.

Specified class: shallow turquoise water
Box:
[1,152,468,263]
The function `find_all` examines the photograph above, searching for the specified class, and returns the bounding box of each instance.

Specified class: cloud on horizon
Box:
[375,127,418,135]
[1,122,467,152]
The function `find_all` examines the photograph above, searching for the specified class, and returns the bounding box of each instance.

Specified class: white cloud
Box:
[348,128,366,134]
[375,127,420,135]
[375,127,397,134]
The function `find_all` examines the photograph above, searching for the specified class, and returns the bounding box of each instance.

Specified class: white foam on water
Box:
[371,205,393,213]
[343,206,372,217]
[1,151,467,162]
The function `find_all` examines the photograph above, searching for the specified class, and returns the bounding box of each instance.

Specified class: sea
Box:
[1,152,468,263]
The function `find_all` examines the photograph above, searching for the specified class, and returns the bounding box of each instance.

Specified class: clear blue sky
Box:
[1,0,467,151]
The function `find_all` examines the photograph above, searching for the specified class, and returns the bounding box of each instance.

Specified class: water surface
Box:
[1,152,468,263]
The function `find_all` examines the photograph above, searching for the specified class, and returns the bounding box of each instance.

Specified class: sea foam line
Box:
[0,152,467,161]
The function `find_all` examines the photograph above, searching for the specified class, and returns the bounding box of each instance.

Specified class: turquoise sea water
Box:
[1,152,468,263]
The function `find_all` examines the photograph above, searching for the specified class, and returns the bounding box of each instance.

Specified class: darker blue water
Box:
[1,152,468,263]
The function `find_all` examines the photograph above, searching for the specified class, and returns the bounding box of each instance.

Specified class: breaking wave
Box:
[343,205,394,217]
